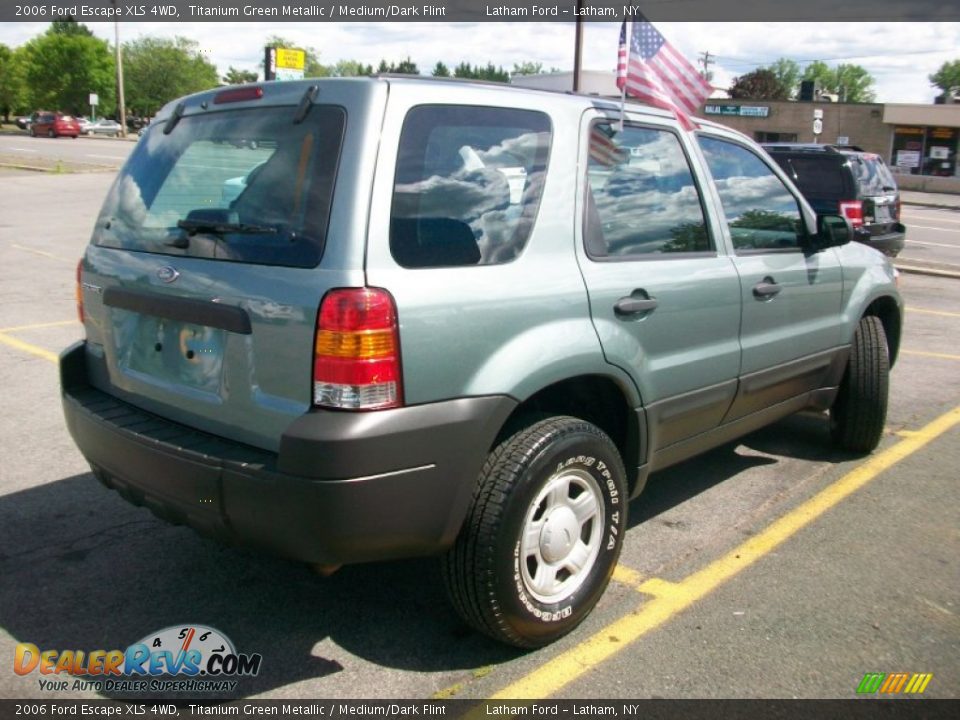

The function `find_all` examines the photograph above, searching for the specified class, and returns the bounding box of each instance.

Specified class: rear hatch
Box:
[80,81,383,452]
[847,152,902,236]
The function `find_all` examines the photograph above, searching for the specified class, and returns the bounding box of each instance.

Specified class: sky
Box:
[1,21,958,103]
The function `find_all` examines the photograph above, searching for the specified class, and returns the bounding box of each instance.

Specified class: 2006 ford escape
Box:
[62,77,902,648]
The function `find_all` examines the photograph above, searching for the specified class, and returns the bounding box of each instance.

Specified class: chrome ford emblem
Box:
[157,266,180,284]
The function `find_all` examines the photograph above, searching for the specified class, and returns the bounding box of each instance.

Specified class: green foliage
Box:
[729,69,788,100]
[19,25,115,115]
[330,60,374,77]
[452,62,509,83]
[929,59,960,95]
[0,44,29,119]
[377,57,419,75]
[802,60,875,102]
[763,58,801,99]
[49,19,93,36]
[122,36,218,116]
[511,61,543,76]
[431,61,450,78]
[222,66,258,85]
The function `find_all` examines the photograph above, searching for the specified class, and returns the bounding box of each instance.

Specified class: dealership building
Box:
[512,71,960,193]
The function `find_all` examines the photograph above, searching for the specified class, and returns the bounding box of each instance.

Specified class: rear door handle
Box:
[752,279,782,300]
[614,295,659,317]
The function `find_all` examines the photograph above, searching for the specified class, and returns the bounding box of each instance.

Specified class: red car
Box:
[30,111,81,138]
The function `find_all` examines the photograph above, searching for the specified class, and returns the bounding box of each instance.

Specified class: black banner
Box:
[3,0,959,23]
[2,699,959,719]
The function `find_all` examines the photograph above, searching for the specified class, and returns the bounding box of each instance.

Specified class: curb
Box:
[902,200,960,212]
[895,263,960,280]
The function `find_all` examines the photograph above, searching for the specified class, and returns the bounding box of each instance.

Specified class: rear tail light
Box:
[313,288,402,410]
[839,200,864,229]
[75,259,84,323]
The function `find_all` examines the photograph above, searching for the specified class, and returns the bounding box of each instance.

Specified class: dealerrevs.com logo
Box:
[14,625,262,694]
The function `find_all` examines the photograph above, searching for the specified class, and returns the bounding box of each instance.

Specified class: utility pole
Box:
[698,51,715,83]
[111,0,126,138]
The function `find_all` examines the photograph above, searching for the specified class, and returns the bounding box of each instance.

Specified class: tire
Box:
[830,315,889,453]
[442,416,627,648]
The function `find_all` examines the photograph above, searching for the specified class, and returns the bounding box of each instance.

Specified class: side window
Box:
[390,105,551,268]
[585,122,711,258]
[699,136,804,252]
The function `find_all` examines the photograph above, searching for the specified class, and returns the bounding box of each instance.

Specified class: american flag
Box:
[616,18,712,130]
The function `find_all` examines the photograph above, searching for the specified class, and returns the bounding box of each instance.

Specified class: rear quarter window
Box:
[774,155,848,197]
[390,105,552,268]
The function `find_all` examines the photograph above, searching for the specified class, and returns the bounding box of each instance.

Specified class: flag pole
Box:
[619,21,631,132]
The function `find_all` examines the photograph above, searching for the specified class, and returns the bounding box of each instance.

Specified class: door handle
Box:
[753,279,782,300]
[614,294,659,317]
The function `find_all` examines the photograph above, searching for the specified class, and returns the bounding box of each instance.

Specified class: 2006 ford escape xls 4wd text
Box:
[62,77,902,648]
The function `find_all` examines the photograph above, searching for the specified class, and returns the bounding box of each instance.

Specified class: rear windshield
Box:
[772,155,847,197]
[94,106,345,268]
[849,154,897,196]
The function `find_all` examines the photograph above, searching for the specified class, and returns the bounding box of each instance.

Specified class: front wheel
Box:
[442,416,627,648]
[831,315,889,453]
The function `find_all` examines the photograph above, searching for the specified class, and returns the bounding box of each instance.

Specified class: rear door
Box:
[576,113,742,456]
[79,81,386,452]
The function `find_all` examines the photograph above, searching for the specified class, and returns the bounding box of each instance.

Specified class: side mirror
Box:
[806,214,853,251]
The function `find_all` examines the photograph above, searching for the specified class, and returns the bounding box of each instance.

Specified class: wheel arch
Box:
[493,374,645,496]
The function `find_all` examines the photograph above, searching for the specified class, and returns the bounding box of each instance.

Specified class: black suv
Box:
[763,144,905,257]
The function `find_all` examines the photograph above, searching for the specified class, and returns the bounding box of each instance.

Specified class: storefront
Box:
[884,104,960,178]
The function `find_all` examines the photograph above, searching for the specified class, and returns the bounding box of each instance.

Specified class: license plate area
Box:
[111,308,225,394]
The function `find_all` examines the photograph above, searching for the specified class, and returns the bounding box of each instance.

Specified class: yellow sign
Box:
[276,48,305,71]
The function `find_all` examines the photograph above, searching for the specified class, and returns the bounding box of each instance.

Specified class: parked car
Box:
[763,143,905,257]
[63,78,902,649]
[30,111,81,138]
[15,115,32,130]
[80,119,122,137]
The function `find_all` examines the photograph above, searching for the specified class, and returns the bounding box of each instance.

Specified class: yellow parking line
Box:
[489,405,960,700]
[906,307,960,318]
[0,332,59,364]
[902,349,960,362]
[611,564,646,590]
[11,243,74,264]
[0,320,76,334]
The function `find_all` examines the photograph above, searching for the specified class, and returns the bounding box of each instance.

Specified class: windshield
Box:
[94,105,345,268]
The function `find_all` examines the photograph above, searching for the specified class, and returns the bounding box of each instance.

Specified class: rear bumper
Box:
[60,342,515,564]
[857,224,905,257]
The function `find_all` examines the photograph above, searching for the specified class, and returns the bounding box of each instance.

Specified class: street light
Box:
[110,0,127,138]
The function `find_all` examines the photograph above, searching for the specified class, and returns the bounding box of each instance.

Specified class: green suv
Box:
[61,77,902,648]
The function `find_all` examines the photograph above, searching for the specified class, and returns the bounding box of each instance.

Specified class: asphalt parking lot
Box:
[0,170,957,702]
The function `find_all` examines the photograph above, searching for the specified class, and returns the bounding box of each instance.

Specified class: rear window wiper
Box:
[176,219,278,235]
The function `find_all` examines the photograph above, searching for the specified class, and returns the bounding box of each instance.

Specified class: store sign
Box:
[704,105,770,118]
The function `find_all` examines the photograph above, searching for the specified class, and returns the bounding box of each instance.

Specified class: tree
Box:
[0,44,29,122]
[431,61,450,77]
[729,69,788,99]
[122,37,218,117]
[330,60,374,77]
[222,66,258,85]
[929,59,960,96]
[49,18,93,36]
[512,61,544,76]
[376,57,419,75]
[801,60,875,102]
[18,24,115,116]
[763,58,801,99]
